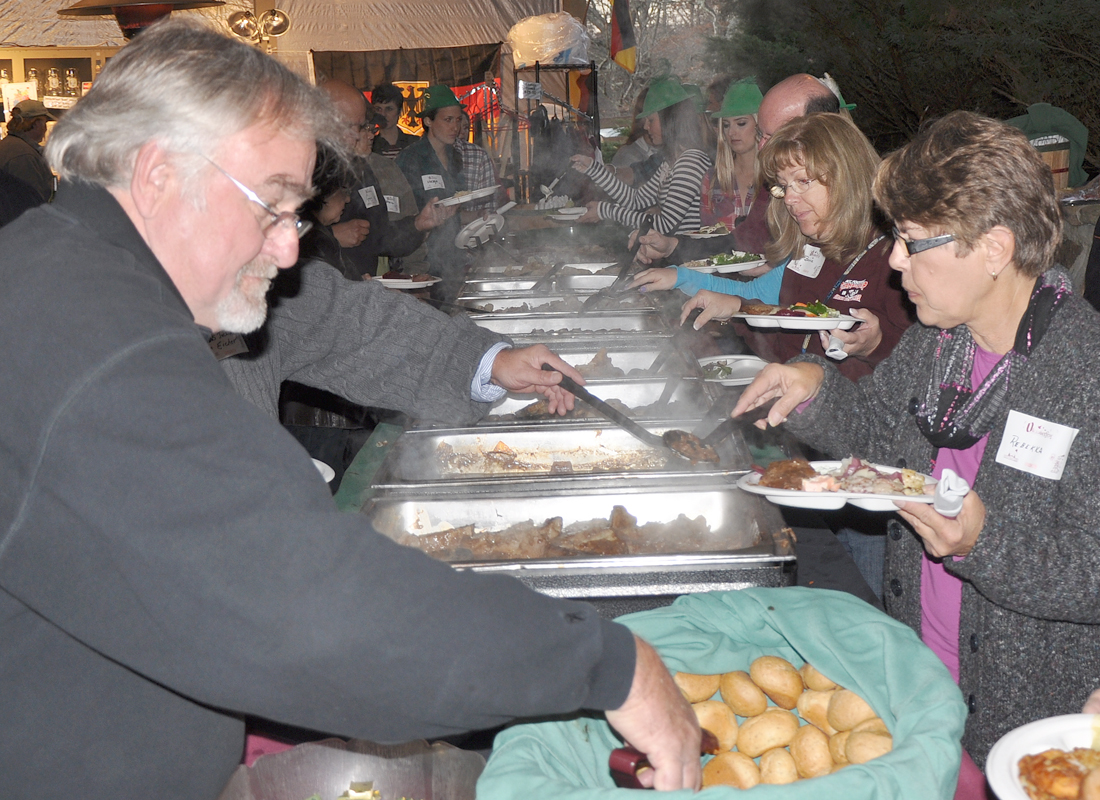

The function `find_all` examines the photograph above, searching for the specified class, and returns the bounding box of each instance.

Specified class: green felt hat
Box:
[713,78,763,119]
[419,84,460,116]
[641,76,691,117]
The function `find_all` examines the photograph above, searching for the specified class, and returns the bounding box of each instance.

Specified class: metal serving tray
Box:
[470,310,668,336]
[371,422,753,490]
[468,261,618,278]
[366,482,795,617]
[551,341,700,378]
[484,376,717,423]
[462,274,618,294]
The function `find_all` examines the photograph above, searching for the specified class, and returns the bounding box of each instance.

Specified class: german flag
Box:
[610,0,636,73]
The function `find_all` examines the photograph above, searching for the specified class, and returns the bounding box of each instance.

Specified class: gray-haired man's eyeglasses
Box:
[203,156,312,240]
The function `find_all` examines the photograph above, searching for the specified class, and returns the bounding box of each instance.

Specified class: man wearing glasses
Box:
[0,19,701,799]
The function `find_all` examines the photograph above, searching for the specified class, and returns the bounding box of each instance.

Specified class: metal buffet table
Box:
[339,217,878,616]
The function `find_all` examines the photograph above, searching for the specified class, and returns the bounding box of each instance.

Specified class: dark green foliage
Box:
[707,0,1100,173]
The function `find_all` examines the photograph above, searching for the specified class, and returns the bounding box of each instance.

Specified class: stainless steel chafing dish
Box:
[551,340,700,378]
[469,261,618,278]
[371,422,752,490]
[366,481,795,617]
[470,310,669,336]
[483,376,717,424]
[462,274,618,295]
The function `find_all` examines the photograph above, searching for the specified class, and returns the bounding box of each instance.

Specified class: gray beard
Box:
[214,258,277,333]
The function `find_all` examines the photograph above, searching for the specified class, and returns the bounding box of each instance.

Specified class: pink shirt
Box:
[919,345,1002,683]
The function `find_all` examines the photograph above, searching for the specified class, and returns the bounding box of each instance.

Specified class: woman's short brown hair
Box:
[873,110,1062,278]
[758,112,881,265]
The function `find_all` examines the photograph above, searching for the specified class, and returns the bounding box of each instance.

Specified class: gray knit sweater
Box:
[783,278,1100,765]
[220,259,506,425]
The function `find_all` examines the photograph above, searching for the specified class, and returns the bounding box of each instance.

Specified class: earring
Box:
[990,271,999,281]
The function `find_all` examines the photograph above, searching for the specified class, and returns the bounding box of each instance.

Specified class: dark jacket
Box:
[0,182,636,799]
[338,156,425,278]
[784,280,1100,764]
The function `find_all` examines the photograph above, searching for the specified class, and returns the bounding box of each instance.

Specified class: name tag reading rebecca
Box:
[358,185,379,209]
[995,409,1079,480]
[422,174,445,191]
[384,194,400,214]
[786,244,825,279]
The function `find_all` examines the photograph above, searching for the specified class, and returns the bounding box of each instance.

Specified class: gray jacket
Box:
[784,280,1100,765]
[219,259,505,425]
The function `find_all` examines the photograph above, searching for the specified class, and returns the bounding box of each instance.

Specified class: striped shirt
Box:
[585,148,710,234]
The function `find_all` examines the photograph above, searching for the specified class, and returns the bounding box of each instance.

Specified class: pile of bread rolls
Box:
[674,656,893,788]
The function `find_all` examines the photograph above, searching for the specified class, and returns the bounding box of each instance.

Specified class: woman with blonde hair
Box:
[636,112,912,382]
[700,78,763,229]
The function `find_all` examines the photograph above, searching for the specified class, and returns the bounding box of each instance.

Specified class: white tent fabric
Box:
[279,0,557,75]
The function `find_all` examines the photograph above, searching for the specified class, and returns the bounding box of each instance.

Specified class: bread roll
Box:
[851,716,889,735]
[702,751,760,789]
[796,689,838,736]
[737,708,800,757]
[845,730,893,764]
[827,689,877,731]
[829,730,851,765]
[759,747,799,784]
[673,672,720,704]
[692,700,738,752]
[749,656,804,710]
[799,662,837,691]
[790,723,833,778]
[719,670,768,717]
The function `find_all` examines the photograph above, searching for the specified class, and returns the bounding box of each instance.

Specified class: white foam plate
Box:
[698,355,768,386]
[714,258,767,274]
[683,231,729,239]
[311,458,335,483]
[737,461,936,511]
[549,213,590,222]
[437,186,497,207]
[986,714,1100,800]
[733,313,859,330]
[376,276,441,290]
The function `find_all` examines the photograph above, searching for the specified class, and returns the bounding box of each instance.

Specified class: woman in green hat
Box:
[396,84,467,299]
[570,76,711,235]
[700,78,764,230]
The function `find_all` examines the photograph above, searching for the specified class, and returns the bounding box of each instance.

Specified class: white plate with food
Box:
[548,206,586,216]
[683,231,730,239]
[376,276,441,290]
[437,186,498,207]
[549,212,590,222]
[455,214,505,248]
[733,311,859,330]
[737,459,936,511]
[986,714,1100,800]
[698,355,768,386]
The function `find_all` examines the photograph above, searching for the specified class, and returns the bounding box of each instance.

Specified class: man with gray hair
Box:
[0,19,701,799]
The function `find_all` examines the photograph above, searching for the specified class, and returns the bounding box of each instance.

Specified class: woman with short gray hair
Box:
[735,110,1100,768]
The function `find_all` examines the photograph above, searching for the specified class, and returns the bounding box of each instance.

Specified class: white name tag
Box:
[358,186,379,209]
[208,331,249,360]
[422,174,445,191]
[384,194,400,214]
[786,244,825,279]
[995,409,1078,480]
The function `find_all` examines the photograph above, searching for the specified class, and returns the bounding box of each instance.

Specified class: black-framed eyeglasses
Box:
[203,156,312,240]
[892,226,954,256]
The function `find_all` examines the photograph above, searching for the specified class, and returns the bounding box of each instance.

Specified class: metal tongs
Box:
[579,215,653,313]
[695,398,780,446]
[541,364,701,462]
[610,729,719,789]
